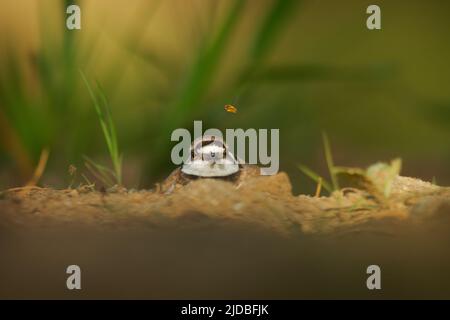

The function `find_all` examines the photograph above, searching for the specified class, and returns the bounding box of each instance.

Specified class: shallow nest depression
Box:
[1,171,449,235]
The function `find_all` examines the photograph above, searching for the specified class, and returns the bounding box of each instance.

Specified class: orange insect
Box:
[224,104,238,113]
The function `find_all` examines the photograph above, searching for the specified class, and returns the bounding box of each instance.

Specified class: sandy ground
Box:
[0,169,449,299]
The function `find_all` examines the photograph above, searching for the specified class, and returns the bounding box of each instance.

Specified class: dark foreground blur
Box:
[1,214,450,299]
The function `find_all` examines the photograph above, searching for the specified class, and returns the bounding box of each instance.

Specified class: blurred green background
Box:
[0,0,449,193]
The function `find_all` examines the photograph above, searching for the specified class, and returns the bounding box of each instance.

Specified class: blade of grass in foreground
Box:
[298,164,333,193]
[84,156,116,187]
[322,132,339,191]
[80,71,122,186]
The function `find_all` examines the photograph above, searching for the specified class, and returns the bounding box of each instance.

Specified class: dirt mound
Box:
[0,171,448,234]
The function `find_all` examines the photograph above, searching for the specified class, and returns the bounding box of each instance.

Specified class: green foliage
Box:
[80,71,122,186]
[299,133,402,200]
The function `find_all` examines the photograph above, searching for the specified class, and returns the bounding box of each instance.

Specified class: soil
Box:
[1,166,450,299]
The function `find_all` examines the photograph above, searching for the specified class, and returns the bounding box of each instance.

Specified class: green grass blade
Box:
[322,132,339,191]
[432,176,437,185]
[84,159,115,187]
[298,164,332,193]
[81,173,94,187]
[95,80,118,158]
[116,153,123,185]
[250,0,299,62]
[80,71,122,185]
[235,0,299,98]
[80,71,101,115]
[83,156,116,176]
